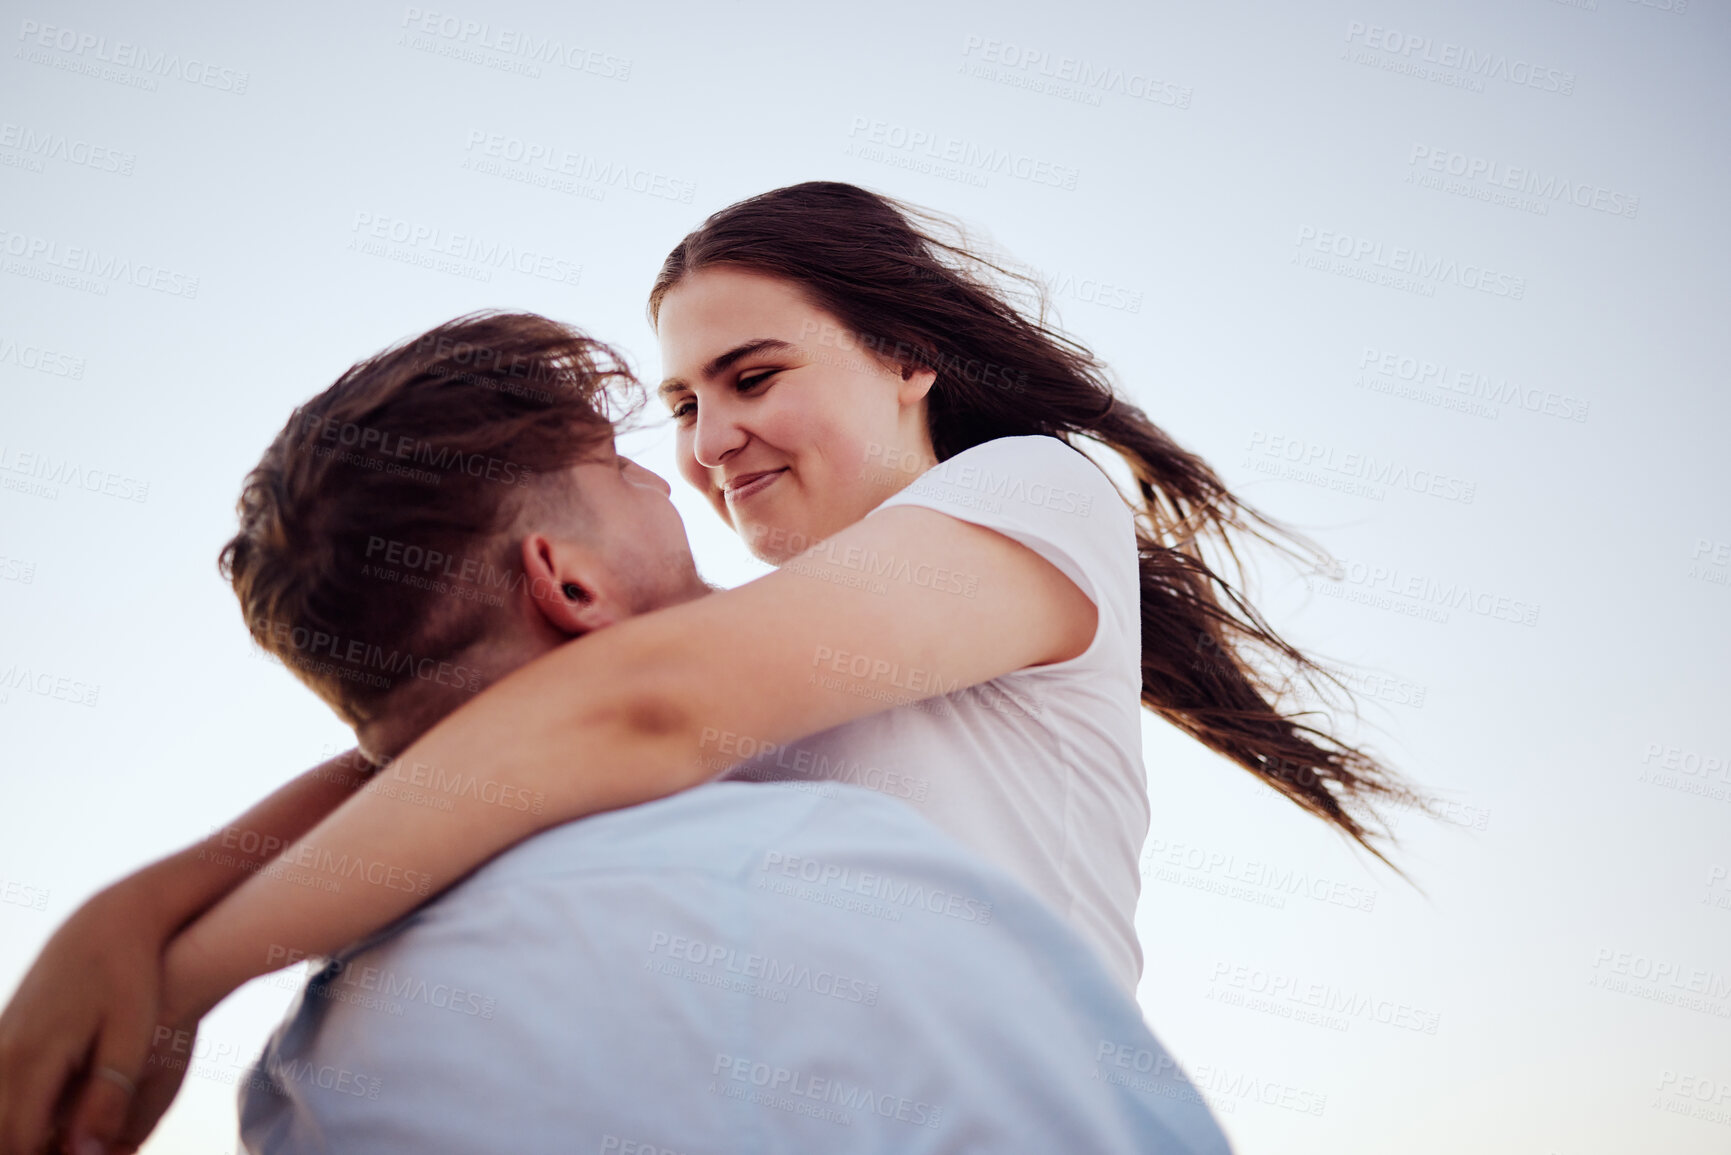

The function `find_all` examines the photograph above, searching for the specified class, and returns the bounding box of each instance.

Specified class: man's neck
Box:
[353,578,715,764]
[354,637,541,765]
[356,692,471,767]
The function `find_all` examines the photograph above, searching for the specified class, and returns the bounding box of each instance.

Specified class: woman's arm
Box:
[0,749,375,1155]
[162,505,1096,1020]
[122,747,378,933]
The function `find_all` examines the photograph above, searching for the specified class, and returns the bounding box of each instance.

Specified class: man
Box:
[54,312,1234,1153]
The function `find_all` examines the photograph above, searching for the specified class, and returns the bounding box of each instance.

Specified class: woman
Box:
[0,182,1419,1154]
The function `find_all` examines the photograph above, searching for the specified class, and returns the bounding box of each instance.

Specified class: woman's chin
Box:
[735,516,822,565]
[734,518,784,559]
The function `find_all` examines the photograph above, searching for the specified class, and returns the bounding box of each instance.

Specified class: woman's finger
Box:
[113,1047,193,1155]
[0,1037,79,1155]
[64,1003,159,1155]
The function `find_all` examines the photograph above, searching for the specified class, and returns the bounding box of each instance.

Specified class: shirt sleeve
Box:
[867,435,1137,643]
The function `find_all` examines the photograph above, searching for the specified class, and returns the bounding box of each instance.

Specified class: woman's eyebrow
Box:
[657,338,798,399]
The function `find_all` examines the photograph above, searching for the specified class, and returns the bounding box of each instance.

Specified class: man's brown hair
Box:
[219,311,641,726]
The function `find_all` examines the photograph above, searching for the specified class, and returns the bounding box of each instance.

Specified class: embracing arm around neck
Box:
[162,503,1096,1020]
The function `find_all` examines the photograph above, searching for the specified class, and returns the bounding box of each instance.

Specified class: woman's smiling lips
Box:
[722,467,787,504]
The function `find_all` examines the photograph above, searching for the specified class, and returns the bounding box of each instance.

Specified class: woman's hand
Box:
[0,885,169,1155]
[104,1012,202,1155]
[0,749,374,1154]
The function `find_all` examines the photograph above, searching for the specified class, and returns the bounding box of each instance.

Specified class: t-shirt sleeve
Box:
[866,435,1137,650]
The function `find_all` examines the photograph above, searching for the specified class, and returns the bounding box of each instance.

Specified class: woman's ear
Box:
[897,361,938,405]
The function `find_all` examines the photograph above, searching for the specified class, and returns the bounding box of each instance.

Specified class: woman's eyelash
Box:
[669,371,778,420]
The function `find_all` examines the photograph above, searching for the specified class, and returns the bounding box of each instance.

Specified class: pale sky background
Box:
[2,1,1728,1152]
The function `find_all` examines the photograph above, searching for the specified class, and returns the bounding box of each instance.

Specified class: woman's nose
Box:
[690,402,747,469]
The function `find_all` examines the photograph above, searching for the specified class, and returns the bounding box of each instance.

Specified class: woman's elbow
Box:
[568,660,710,802]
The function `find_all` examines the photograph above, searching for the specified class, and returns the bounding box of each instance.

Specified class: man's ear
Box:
[519,533,626,637]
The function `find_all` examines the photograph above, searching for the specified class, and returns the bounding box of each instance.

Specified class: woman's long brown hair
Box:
[649,181,1428,877]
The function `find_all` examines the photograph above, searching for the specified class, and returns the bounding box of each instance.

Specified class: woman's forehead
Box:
[657,272,827,384]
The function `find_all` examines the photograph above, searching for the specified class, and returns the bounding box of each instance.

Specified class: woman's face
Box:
[655,266,938,564]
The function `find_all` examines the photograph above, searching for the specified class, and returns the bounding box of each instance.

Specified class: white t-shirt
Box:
[723,434,1150,993]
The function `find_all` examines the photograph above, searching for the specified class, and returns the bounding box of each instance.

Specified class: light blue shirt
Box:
[238,782,1233,1154]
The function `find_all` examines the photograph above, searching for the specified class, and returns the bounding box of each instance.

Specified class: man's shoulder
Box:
[325,776,1105,1009]
[447,779,956,894]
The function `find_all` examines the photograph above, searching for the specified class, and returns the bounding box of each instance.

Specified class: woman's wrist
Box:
[105,842,238,937]
[84,868,185,948]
